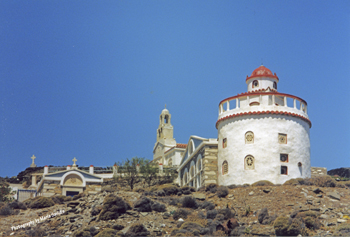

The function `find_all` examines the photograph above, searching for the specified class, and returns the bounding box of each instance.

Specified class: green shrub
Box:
[216,186,229,198]
[173,208,191,220]
[29,196,55,209]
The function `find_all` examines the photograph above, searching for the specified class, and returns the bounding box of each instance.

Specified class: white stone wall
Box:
[247,78,277,92]
[217,114,311,185]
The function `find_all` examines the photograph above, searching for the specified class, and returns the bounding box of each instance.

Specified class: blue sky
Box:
[0,0,349,177]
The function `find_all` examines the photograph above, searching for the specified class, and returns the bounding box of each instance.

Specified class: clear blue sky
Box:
[1,1,349,177]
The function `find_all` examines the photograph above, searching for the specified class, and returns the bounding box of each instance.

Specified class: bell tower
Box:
[153,105,177,163]
[157,105,175,143]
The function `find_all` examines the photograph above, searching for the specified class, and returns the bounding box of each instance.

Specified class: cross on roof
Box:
[31,155,36,164]
[72,157,77,166]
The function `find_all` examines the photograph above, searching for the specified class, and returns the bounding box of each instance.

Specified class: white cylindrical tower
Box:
[217,66,311,185]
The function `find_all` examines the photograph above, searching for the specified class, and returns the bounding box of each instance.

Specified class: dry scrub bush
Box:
[216,186,229,198]
[283,178,304,185]
[173,208,191,220]
[181,196,198,209]
[95,228,116,237]
[310,176,337,187]
[0,205,13,215]
[25,226,46,237]
[51,195,72,204]
[73,192,84,200]
[28,196,55,209]
[187,213,208,227]
[99,194,130,220]
[126,223,150,237]
[273,216,291,236]
[205,183,218,193]
[251,180,274,186]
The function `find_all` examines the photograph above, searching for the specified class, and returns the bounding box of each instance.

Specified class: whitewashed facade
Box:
[217,65,311,185]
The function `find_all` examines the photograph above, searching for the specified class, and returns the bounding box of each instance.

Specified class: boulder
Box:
[327,192,340,201]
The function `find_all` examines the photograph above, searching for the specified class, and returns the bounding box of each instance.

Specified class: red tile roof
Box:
[176,143,187,148]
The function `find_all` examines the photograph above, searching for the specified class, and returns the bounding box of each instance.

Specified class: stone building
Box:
[156,65,312,188]
[28,158,114,197]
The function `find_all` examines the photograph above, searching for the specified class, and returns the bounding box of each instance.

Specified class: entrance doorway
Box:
[66,191,79,197]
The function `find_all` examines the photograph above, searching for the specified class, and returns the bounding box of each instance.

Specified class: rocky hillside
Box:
[0,176,349,236]
[328,168,350,179]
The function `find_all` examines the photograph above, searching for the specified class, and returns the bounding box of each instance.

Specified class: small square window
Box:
[223,138,227,148]
[278,133,287,144]
[280,154,288,162]
[281,166,288,175]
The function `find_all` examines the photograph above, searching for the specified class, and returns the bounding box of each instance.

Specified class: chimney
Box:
[89,165,94,174]
[67,165,71,170]
[44,165,48,175]
[113,164,118,175]
[136,164,140,173]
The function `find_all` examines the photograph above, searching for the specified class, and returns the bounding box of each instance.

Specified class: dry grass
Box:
[186,213,208,227]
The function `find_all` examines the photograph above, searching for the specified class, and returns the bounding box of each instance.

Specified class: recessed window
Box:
[273,81,277,89]
[281,166,288,175]
[191,166,195,178]
[245,131,254,144]
[253,80,259,88]
[249,102,260,106]
[298,162,302,167]
[278,133,287,144]
[223,138,227,148]
[164,115,169,124]
[280,154,288,162]
[245,155,255,170]
[222,160,228,175]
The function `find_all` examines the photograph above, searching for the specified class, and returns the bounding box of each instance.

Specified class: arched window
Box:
[298,162,302,167]
[197,155,202,172]
[245,155,255,170]
[164,115,169,124]
[191,166,195,178]
[222,160,228,175]
[223,138,227,148]
[184,171,188,184]
[245,131,254,144]
[273,81,277,89]
[252,80,259,88]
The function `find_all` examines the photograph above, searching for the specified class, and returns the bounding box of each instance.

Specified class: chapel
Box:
[155,65,312,188]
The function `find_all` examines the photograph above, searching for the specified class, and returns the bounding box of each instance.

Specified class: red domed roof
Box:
[246,65,278,81]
